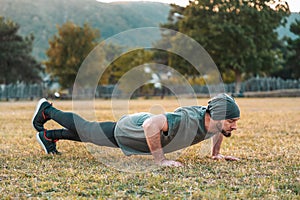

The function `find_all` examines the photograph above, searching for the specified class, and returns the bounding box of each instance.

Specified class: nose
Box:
[231,121,237,130]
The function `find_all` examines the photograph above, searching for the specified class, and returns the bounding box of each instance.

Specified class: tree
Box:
[0,17,41,84]
[160,0,290,93]
[105,49,154,84]
[285,19,300,78]
[45,21,100,89]
[158,4,198,77]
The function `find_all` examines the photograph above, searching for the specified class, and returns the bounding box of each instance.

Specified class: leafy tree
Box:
[98,43,124,85]
[45,21,100,89]
[160,0,290,93]
[0,17,41,84]
[158,4,198,77]
[285,19,300,78]
[105,49,154,84]
[162,4,185,31]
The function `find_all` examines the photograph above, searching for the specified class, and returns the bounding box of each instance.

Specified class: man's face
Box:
[217,118,239,137]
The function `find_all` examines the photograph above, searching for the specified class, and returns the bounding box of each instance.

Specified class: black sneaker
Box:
[32,98,52,132]
[36,131,61,154]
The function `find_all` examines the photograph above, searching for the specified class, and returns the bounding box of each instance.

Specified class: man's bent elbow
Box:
[142,118,152,130]
[142,115,166,137]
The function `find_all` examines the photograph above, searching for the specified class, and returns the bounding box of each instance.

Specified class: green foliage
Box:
[160,0,290,92]
[285,19,300,78]
[103,49,154,84]
[272,19,300,79]
[0,17,41,84]
[45,22,100,89]
[159,4,199,77]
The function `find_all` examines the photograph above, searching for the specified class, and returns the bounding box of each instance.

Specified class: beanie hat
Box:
[207,93,240,120]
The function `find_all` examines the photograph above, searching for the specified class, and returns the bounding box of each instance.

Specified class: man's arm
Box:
[212,133,239,161]
[212,133,223,157]
[142,114,183,167]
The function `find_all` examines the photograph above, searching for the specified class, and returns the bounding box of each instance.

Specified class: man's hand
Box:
[212,154,240,161]
[159,159,184,167]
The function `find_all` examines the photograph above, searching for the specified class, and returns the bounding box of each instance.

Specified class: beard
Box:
[216,121,232,137]
[221,129,231,137]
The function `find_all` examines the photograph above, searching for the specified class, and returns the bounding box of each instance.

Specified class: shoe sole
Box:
[36,132,49,154]
[32,98,47,131]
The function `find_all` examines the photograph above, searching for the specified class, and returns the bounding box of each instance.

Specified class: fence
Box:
[0,83,44,101]
[1,77,300,101]
[193,77,300,95]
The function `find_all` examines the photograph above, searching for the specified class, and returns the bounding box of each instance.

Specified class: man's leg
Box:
[45,129,81,141]
[36,129,81,154]
[43,104,118,147]
[37,125,119,154]
[33,99,119,154]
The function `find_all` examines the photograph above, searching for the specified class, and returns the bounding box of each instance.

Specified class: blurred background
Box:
[0,0,299,100]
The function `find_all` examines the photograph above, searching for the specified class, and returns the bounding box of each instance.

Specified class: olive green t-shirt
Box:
[114,106,209,156]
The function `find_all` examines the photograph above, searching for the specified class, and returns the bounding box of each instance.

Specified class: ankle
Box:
[44,130,58,142]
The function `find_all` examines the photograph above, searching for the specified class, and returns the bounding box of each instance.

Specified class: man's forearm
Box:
[212,133,223,156]
[141,114,184,166]
[146,133,166,163]
[142,115,167,164]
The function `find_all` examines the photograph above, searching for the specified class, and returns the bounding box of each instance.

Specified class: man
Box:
[32,93,240,167]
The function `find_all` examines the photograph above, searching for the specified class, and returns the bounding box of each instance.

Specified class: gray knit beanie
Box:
[208,93,240,120]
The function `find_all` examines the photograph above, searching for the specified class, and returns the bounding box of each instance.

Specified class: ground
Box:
[0,98,299,199]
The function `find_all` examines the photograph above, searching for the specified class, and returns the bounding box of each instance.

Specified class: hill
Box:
[1,0,299,62]
[0,0,170,61]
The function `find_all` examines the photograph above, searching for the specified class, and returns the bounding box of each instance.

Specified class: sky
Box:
[96,0,300,12]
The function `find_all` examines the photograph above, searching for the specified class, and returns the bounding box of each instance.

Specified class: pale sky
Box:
[96,0,300,12]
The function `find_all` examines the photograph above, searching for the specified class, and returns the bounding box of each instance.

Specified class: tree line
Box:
[0,0,299,94]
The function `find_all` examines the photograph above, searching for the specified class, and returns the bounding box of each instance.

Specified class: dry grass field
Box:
[0,97,299,199]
